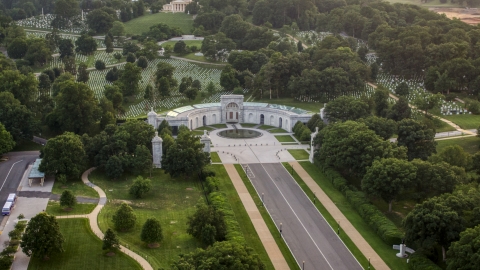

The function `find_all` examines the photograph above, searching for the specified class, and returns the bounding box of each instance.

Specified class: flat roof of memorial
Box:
[29,159,44,179]
[165,102,309,116]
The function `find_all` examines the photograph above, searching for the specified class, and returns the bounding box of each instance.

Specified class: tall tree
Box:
[447,225,480,270]
[7,37,27,59]
[324,96,371,123]
[388,97,411,121]
[75,34,98,55]
[133,145,153,175]
[0,123,15,156]
[59,190,77,209]
[141,218,163,247]
[155,62,177,89]
[187,203,227,246]
[359,116,397,140]
[373,87,390,118]
[0,69,38,106]
[157,77,171,99]
[25,38,52,66]
[0,92,38,142]
[129,176,152,199]
[102,228,120,252]
[116,62,142,96]
[112,202,137,231]
[58,38,74,59]
[105,155,124,180]
[86,9,115,34]
[77,62,90,83]
[21,213,65,259]
[397,119,436,161]
[220,64,240,91]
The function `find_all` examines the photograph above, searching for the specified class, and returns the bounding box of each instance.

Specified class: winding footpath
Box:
[56,168,153,270]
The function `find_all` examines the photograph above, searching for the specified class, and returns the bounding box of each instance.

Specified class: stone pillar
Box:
[147,107,158,128]
[309,127,319,163]
[200,130,211,153]
[152,131,163,168]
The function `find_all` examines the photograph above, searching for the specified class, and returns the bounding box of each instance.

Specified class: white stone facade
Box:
[163,0,192,12]
[147,95,313,132]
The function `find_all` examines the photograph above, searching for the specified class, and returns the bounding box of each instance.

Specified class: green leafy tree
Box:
[129,176,152,199]
[179,77,193,94]
[428,145,472,169]
[388,97,411,121]
[77,63,89,83]
[411,160,459,199]
[117,120,156,153]
[95,60,106,70]
[447,224,480,270]
[157,77,171,98]
[75,34,98,55]
[374,88,390,118]
[110,21,125,38]
[133,145,153,176]
[102,228,120,251]
[206,81,216,94]
[362,158,417,212]
[25,38,52,66]
[21,212,65,259]
[105,67,120,82]
[105,35,114,53]
[397,119,436,161]
[220,64,240,91]
[144,84,154,102]
[359,116,397,140]
[39,132,87,180]
[173,40,187,54]
[192,79,201,90]
[86,9,115,34]
[395,82,409,96]
[201,32,236,61]
[155,62,177,89]
[59,190,76,209]
[126,52,136,63]
[0,69,39,106]
[413,92,444,116]
[112,203,136,231]
[184,87,198,100]
[187,203,227,246]
[116,62,142,97]
[141,218,163,246]
[136,56,148,69]
[0,123,15,156]
[324,96,370,122]
[0,92,38,142]
[171,241,266,269]
[7,37,27,59]
[105,155,124,180]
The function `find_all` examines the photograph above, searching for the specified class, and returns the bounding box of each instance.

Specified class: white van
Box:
[6,193,17,206]
[2,202,13,216]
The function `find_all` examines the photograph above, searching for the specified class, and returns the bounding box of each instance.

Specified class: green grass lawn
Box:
[275,135,295,143]
[52,180,99,199]
[298,162,409,270]
[241,123,258,127]
[209,165,274,269]
[436,136,480,154]
[258,125,276,130]
[234,165,300,270]
[210,152,221,163]
[46,201,97,216]
[210,123,227,129]
[92,169,204,269]
[161,40,203,49]
[282,163,372,269]
[288,149,309,160]
[28,218,142,270]
[269,128,288,133]
[194,126,214,131]
[10,139,43,152]
[124,12,194,35]
[443,114,480,129]
[254,97,323,113]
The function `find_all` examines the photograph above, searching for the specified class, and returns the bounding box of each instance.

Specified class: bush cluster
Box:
[292,121,311,142]
[318,162,403,246]
[0,221,27,270]
[408,253,442,270]
[208,191,245,243]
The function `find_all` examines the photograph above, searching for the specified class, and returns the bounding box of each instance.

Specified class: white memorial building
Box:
[162,0,192,12]
[148,95,313,132]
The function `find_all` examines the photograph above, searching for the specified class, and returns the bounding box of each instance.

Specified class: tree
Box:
[106,67,120,82]
[362,158,417,212]
[374,88,390,118]
[447,224,480,270]
[63,56,76,75]
[404,197,464,261]
[95,60,106,70]
[47,80,99,134]
[21,212,65,259]
[171,241,266,269]
[0,123,15,156]
[201,32,236,61]
[360,116,397,140]
[155,62,177,89]
[77,63,89,83]
[7,38,27,59]
[110,21,125,38]
[187,203,227,246]
[179,77,193,94]
[0,69,39,106]
[388,97,411,121]
[413,92,444,116]
[141,218,163,246]
[133,145,153,175]
[397,119,436,161]
[126,52,136,63]
[174,40,187,54]
[105,35,114,53]
[102,228,120,252]
[136,56,148,69]
[184,87,198,100]
[116,62,142,97]
[129,176,152,199]
[144,84,154,102]
[52,0,80,28]
[315,121,406,177]
[25,38,52,66]
[206,81,216,94]
[220,65,239,91]
[157,77,171,98]
[39,132,87,180]
[192,79,201,90]
[112,203,136,231]
[0,92,38,142]
[395,82,409,96]
[105,155,124,180]
[59,190,76,209]
[324,96,370,122]
[117,120,156,153]
[429,145,471,169]
[38,73,52,94]
[75,34,98,55]
[411,160,459,200]
[86,9,115,34]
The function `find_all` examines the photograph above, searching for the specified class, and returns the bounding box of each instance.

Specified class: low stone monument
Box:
[309,127,319,163]
[152,132,163,168]
[393,239,415,258]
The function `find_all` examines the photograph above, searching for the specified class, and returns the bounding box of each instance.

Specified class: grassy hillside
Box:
[124,12,194,35]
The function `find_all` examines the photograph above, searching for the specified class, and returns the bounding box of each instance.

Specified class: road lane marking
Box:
[1,160,23,192]
[257,163,335,270]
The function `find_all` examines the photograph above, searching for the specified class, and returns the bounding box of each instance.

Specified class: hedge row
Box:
[408,253,442,270]
[208,191,245,244]
[317,161,403,246]
[292,121,311,141]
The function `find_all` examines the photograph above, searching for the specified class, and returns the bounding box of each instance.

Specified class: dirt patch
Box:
[106,252,116,257]
[148,243,160,248]
[430,7,480,25]
[185,188,193,191]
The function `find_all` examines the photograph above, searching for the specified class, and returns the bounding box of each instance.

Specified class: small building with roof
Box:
[28,159,45,186]
[147,95,313,132]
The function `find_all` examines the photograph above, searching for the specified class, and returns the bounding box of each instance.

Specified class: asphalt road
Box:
[247,163,363,270]
[0,151,39,205]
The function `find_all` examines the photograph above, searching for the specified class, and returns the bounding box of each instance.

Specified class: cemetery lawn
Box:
[93,169,204,270]
[210,152,222,163]
[28,218,142,270]
[241,123,257,127]
[443,114,480,129]
[436,136,480,154]
[298,162,409,270]
[208,165,275,270]
[254,97,323,112]
[275,135,295,143]
[287,149,309,160]
[52,180,99,199]
[282,163,372,269]
[233,165,300,270]
[269,128,288,133]
[124,13,194,35]
[11,139,43,151]
[46,201,96,216]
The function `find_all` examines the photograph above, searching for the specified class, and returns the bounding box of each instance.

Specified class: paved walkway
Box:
[223,164,289,270]
[289,161,390,270]
[55,168,153,270]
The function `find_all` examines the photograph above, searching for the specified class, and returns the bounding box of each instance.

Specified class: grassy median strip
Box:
[209,165,274,270]
[298,162,409,270]
[210,152,222,163]
[287,149,310,160]
[275,135,295,143]
[234,164,300,270]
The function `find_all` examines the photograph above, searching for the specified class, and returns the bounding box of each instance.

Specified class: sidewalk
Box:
[289,161,390,270]
[223,164,290,270]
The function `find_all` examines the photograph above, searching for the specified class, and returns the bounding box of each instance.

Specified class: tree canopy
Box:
[21,212,65,259]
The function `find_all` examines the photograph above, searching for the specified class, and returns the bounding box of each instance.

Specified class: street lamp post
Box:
[280,222,282,235]
[337,221,340,235]
[368,257,371,269]
[302,261,305,270]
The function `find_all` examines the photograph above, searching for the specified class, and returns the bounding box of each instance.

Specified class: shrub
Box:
[129,176,152,199]
[205,177,219,194]
[408,253,442,270]
[95,60,106,70]
[466,100,480,115]
[208,192,244,243]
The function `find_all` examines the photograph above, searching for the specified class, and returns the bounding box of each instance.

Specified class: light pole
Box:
[337,220,340,235]
[302,261,305,270]
[368,257,370,269]
[280,222,282,235]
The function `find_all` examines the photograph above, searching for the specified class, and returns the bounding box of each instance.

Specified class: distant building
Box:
[163,0,192,13]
